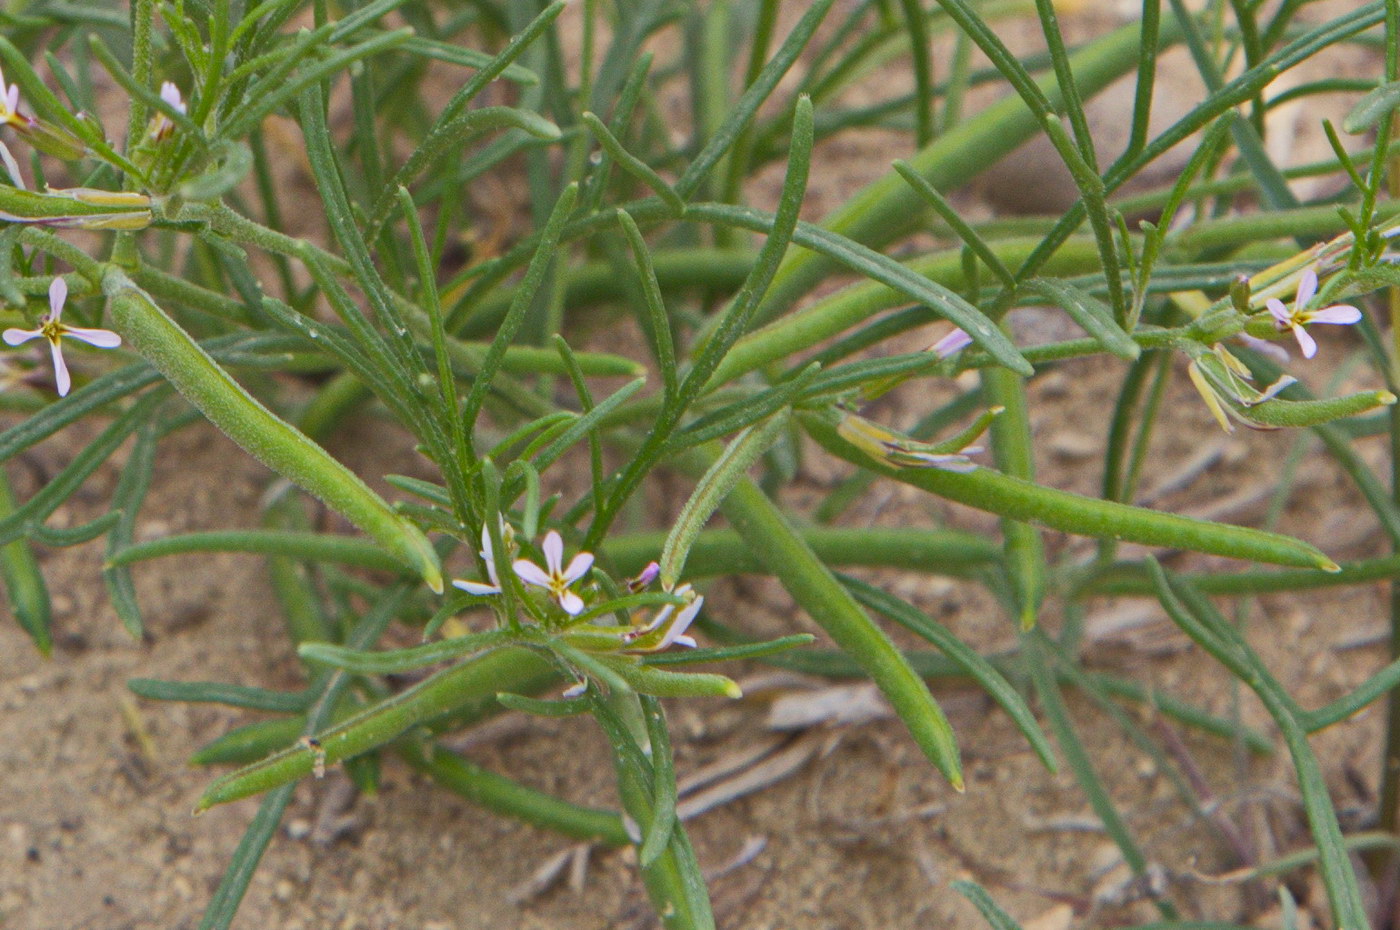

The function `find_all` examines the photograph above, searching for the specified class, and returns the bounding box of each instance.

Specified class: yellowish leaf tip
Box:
[1379,391,1398,406]
[1318,557,1341,574]
[724,681,743,699]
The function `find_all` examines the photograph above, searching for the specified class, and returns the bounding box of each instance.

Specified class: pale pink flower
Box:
[2,278,120,396]
[1266,269,1361,359]
[512,530,593,615]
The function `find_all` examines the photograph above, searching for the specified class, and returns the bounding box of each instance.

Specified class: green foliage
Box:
[0,1,1397,928]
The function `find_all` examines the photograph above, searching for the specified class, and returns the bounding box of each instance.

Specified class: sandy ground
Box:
[0,3,1393,929]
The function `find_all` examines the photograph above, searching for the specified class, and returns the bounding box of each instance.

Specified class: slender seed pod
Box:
[102,270,443,592]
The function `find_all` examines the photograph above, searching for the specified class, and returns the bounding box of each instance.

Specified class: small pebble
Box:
[1049,431,1099,460]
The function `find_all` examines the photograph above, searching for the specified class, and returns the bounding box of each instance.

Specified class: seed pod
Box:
[103,270,443,592]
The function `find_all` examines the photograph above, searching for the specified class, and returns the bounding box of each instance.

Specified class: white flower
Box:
[1266,269,1361,359]
[2,278,120,396]
[451,523,505,596]
[512,530,593,615]
[148,82,185,142]
[622,584,702,652]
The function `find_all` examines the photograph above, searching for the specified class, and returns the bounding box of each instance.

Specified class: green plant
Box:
[3,1,1400,927]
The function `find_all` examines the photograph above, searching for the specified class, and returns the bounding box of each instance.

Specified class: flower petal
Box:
[512,559,551,588]
[1237,333,1290,364]
[541,530,564,575]
[656,595,702,649]
[160,81,186,113]
[48,277,66,321]
[2,327,40,346]
[561,551,593,585]
[557,589,586,616]
[1309,304,1361,326]
[49,339,69,396]
[451,578,501,596]
[1266,297,1290,325]
[64,326,121,349]
[1292,323,1317,359]
[1296,269,1317,307]
[929,327,972,359]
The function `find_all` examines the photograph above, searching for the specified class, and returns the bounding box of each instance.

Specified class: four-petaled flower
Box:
[1266,269,1361,359]
[622,584,702,653]
[451,523,506,596]
[3,278,121,396]
[512,530,593,616]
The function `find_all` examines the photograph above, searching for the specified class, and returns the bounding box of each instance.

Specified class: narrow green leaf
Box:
[582,113,683,213]
[1343,78,1400,132]
[298,630,513,674]
[0,465,50,654]
[717,469,963,787]
[661,411,789,587]
[954,880,1024,930]
[843,576,1055,771]
[1031,277,1140,360]
[128,679,312,713]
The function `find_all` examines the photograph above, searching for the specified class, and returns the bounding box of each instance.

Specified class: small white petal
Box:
[1266,297,1290,325]
[1293,323,1317,359]
[671,635,697,649]
[512,559,551,588]
[2,327,40,346]
[557,589,586,616]
[160,81,185,113]
[451,578,501,596]
[1254,374,1297,404]
[49,339,70,395]
[64,326,121,349]
[48,277,66,321]
[3,82,16,116]
[630,604,675,637]
[561,551,593,585]
[930,327,972,359]
[656,596,702,649]
[0,140,24,189]
[1310,305,1361,326]
[541,531,564,575]
[562,681,587,698]
[1296,269,1317,307]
